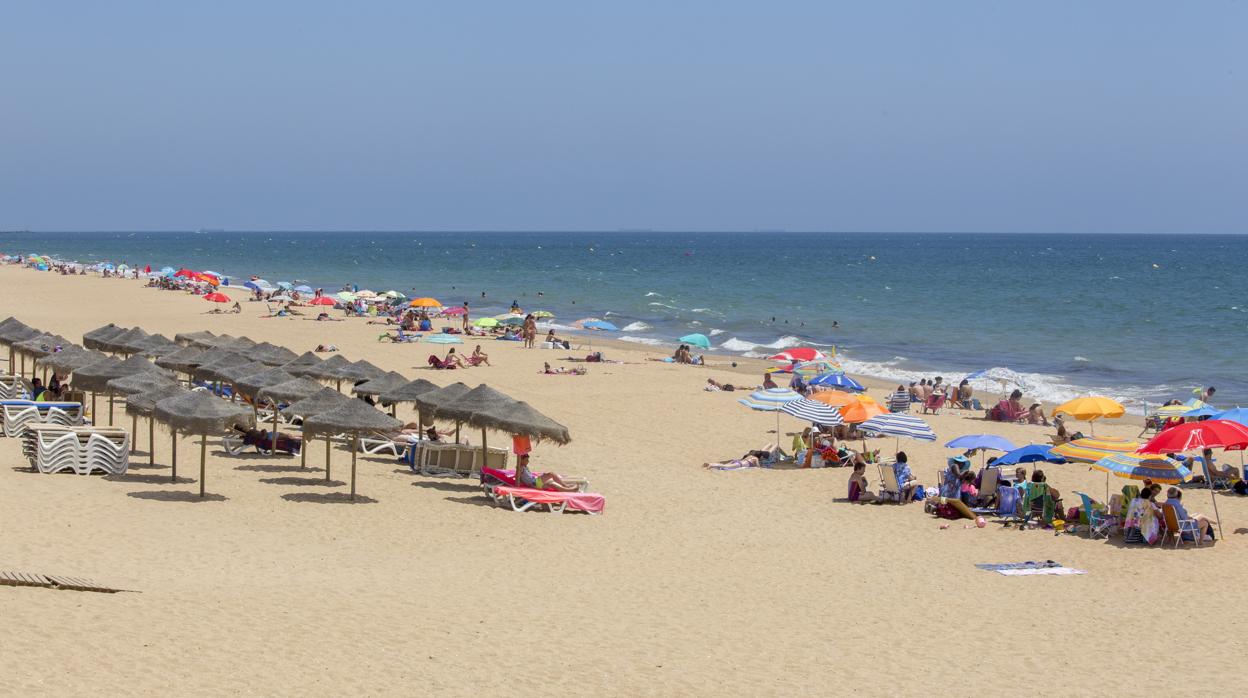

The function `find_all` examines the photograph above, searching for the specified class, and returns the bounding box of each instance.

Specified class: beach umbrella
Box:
[993,444,1066,466]
[254,376,325,461]
[80,324,122,352]
[413,381,472,440]
[329,360,387,389]
[584,320,618,331]
[355,290,377,299]
[409,297,442,308]
[739,387,802,436]
[1053,396,1125,436]
[1138,420,1248,454]
[39,346,107,376]
[808,390,863,408]
[780,397,845,427]
[768,361,838,378]
[282,350,324,375]
[680,333,711,349]
[155,346,207,375]
[302,400,402,499]
[276,281,294,291]
[159,266,175,275]
[945,434,1016,452]
[291,353,352,381]
[125,384,188,466]
[434,384,527,467]
[837,398,887,424]
[380,290,405,299]
[474,317,500,328]
[173,269,197,278]
[153,391,254,496]
[860,414,936,442]
[133,334,181,358]
[14,334,74,380]
[72,355,166,426]
[1092,453,1190,485]
[234,368,297,402]
[531,311,554,318]
[192,352,251,383]
[768,348,828,362]
[308,296,336,306]
[203,292,232,303]
[249,342,298,366]
[377,377,440,428]
[426,334,463,345]
[243,280,268,292]
[214,361,271,393]
[98,327,150,355]
[807,373,864,391]
[1211,408,1248,427]
[335,291,356,302]
[218,336,258,353]
[107,372,180,453]
[0,323,44,375]
[441,307,467,316]
[353,371,409,399]
[498,317,525,327]
[1049,436,1140,463]
[172,330,217,347]
[294,285,314,294]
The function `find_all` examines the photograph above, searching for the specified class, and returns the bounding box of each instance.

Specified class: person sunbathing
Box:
[848,462,878,502]
[468,345,490,366]
[1026,403,1050,426]
[1202,448,1241,481]
[703,444,778,470]
[315,344,338,352]
[543,362,585,375]
[443,348,468,368]
[704,378,739,392]
[515,454,579,491]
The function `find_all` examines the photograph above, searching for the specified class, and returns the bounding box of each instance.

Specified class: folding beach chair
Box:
[1075,491,1117,539]
[1161,504,1201,549]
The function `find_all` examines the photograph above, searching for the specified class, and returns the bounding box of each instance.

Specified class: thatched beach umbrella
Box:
[99,327,150,355]
[14,334,73,381]
[219,336,258,353]
[73,355,168,426]
[282,387,353,475]
[38,346,106,377]
[234,367,297,402]
[155,346,207,376]
[352,371,409,414]
[302,400,401,500]
[291,353,352,381]
[108,372,179,453]
[378,377,440,429]
[81,323,124,351]
[325,359,385,391]
[435,384,522,465]
[153,391,254,496]
[133,333,181,358]
[282,350,324,376]
[475,399,572,445]
[0,326,46,378]
[174,330,216,347]
[125,384,188,466]
[257,377,325,467]
[192,352,251,383]
[213,361,271,397]
[250,342,298,366]
[412,381,471,442]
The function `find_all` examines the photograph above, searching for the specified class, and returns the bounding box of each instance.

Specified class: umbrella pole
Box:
[108,393,114,426]
[300,430,307,469]
[325,437,331,481]
[272,403,279,454]
[148,415,154,465]
[481,428,487,472]
[199,434,207,498]
[1209,477,1223,537]
[131,414,138,454]
[91,392,97,425]
[350,434,358,501]
[171,428,177,482]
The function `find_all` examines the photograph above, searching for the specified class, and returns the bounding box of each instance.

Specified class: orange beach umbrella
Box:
[409,297,442,308]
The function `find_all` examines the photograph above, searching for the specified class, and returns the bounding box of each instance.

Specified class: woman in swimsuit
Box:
[515,454,578,491]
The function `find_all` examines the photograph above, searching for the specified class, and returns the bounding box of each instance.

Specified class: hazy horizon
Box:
[2,2,1245,233]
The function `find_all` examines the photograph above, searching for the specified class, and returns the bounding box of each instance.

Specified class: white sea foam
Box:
[619,336,669,347]
[621,321,651,332]
[644,291,662,297]
[709,328,725,336]
[1073,356,1090,362]
[718,335,805,352]
[537,322,577,332]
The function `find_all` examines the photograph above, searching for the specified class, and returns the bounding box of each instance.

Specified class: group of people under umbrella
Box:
[0,318,571,501]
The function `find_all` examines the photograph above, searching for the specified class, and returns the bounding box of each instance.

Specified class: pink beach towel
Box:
[494,485,606,514]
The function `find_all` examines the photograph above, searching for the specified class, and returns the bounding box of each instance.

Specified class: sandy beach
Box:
[2,264,1245,696]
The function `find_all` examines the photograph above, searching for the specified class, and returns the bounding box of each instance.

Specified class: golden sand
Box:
[0,265,1242,695]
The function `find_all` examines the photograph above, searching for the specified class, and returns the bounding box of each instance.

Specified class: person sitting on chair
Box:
[515,454,579,491]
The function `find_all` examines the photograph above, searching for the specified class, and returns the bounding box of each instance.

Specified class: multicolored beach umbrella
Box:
[766,361,838,378]
[739,388,802,437]
[859,414,936,442]
[1049,436,1139,463]
[780,397,843,426]
[1091,452,1191,484]
[807,373,864,391]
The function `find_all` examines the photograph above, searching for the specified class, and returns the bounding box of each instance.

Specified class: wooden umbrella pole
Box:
[325,437,331,480]
[91,392,97,425]
[199,434,207,498]
[300,429,307,468]
[272,402,279,454]
[351,433,359,501]
[171,428,178,481]
[481,428,487,472]
[108,393,115,426]
[148,416,155,465]
[131,414,138,453]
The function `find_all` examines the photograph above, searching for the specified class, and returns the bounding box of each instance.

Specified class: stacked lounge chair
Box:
[0,400,84,437]
[22,424,130,475]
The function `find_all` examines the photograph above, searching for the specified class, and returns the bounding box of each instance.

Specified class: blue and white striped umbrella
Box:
[859,414,936,442]
[780,397,844,426]
[737,388,802,412]
[808,373,865,391]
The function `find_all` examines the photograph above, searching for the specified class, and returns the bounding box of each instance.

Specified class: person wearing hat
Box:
[941,455,973,498]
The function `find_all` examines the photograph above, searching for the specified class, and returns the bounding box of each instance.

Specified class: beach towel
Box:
[975,561,1061,571]
[997,567,1086,577]
[493,485,606,514]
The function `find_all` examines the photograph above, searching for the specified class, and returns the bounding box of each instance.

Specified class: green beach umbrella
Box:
[680,333,711,349]
[474,317,500,328]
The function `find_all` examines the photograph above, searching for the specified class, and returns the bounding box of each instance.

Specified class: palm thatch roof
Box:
[106,371,178,396]
[133,333,181,358]
[412,381,471,417]
[473,399,571,444]
[250,342,298,366]
[73,355,169,392]
[14,334,74,357]
[301,399,402,436]
[329,359,386,383]
[233,368,297,400]
[125,384,188,417]
[99,327,151,354]
[378,378,440,407]
[81,323,123,350]
[0,323,43,346]
[291,353,352,380]
[219,336,258,353]
[191,352,251,382]
[352,371,408,397]
[155,346,208,373]
[153,390,254,434]
[283,350,323,373]
[0,317,33,341]
[256,377,325,404]
[174,330,217,346]
[281,387,352,418]
[434,384,518,423]
[213,361,271,386]
[37,346,107,374]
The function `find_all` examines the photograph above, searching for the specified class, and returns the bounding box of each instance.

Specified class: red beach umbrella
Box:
[203,292,231,303]
[1137,419,1248,454]
[174,268,197,278]
[768,348,827,362]
[309,296,336,306]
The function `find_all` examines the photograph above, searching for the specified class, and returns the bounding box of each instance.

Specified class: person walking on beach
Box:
[461,302,470,332]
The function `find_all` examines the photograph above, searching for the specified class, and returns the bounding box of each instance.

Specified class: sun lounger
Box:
[1,400,84,437]
[419,442,508,478]
[358,433,410,456]
[491,485,605,514]
[22,424,129,475]
[480,466,590,501]
[877,463,903,502]
[0,375,30,400]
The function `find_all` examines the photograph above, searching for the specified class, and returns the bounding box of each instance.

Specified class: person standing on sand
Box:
[461,302,470,332]
[523,313,537,348]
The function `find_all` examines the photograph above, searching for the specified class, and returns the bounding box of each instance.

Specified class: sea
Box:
[6,231,1247,411]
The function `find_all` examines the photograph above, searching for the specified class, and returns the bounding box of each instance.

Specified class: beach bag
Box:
[913,485,927,501]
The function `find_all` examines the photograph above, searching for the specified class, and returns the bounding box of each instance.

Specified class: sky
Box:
[1,1,1245,233]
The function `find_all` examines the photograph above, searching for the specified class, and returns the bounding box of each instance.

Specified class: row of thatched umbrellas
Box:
[0,318,570,500]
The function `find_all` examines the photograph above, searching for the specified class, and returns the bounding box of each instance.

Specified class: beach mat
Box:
[997,567,1087,577]
[975,560,1061,572]
[0,569,126,593]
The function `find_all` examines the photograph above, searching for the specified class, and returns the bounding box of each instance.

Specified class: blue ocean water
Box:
[7,231,1247,409]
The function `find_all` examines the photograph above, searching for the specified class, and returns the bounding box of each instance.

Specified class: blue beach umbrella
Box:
[993,444,1066,466]
[860,414,936,442]
[1091,452,1191,484]
[945,434,1016,452]
[808,373,864,391]
[680,333,711,349]
[294,285,314,294]
[739,387,802,437]
[780,398,844,427]
[1184,406,1221,418]
[160,266,175,275]
[583,320,618,331]
[276,281,294,290]
[1212,407,1248,427]
[426,334,463,344]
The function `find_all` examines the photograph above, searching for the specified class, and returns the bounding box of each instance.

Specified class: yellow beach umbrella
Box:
[409,297,442,308]
[1054,396,1125,436]
[1050,436,1140,463]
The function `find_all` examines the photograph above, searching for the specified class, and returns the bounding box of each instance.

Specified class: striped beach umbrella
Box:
[739,388,802,437]
[780,398,843,426]
[1091,452,1191,484]
[1050,436,1140,464]
[860,414,936,442]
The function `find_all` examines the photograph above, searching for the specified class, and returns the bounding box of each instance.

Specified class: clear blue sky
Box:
[2,1,1244,233]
